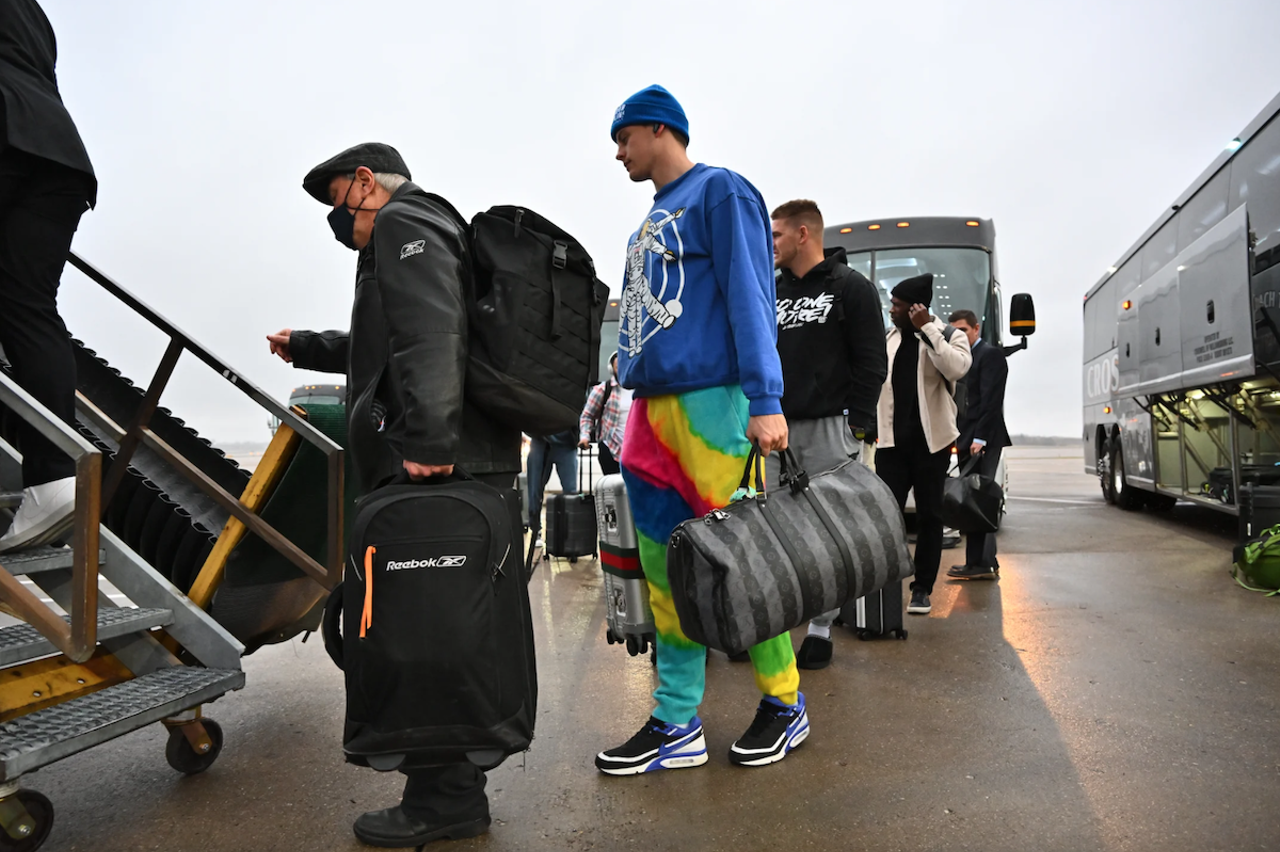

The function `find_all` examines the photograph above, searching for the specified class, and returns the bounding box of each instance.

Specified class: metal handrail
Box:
[0,371,101,663]
[66,252,344,590]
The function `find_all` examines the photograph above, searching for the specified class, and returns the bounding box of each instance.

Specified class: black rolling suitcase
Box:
[322,471,537,771]
[544,448,597,562]
[838,579,908,641]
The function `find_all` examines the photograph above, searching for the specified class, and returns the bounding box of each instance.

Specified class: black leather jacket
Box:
[290,183,520,492]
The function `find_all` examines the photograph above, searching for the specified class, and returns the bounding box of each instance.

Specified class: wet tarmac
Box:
[19,447,1280,851]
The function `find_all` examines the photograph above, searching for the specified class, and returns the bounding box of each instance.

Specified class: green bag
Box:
[1232,524,1280,595]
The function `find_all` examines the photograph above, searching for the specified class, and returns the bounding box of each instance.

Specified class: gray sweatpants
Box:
[764,415,863,631]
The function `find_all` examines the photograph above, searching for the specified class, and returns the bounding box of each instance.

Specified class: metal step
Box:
[0,665,244,781]
[0,546,107,577]
[0,606,173,667]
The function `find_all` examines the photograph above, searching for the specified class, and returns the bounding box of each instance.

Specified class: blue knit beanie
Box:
[610,84,689,142]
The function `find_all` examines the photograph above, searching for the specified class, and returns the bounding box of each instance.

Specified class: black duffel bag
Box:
[941,453,1004,534]
[322,469,536,772]
[667,447,913,655]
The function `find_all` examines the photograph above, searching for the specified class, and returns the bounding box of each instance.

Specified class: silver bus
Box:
[1082,90,1280,516]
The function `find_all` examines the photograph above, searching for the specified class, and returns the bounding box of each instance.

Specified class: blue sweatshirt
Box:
[615,163,783,416]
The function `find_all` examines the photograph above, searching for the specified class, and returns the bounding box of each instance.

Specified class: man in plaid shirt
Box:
[578,352,633,475]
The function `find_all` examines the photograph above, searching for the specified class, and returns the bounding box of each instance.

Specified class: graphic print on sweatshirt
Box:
[620,207,687,356]
[777,291,836,330]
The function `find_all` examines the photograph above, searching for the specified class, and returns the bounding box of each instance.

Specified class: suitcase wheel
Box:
[893,628,908,640]
[606,629,619,645]
[570,556,578,564]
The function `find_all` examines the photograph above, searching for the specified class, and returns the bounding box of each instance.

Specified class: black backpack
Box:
[468,206,611,437]
[322,471,536,771]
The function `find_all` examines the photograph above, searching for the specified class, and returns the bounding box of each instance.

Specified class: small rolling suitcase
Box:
[544,448,597,562]
[595,473,656,655]
[322,470,537,771]
[838,579,907,640]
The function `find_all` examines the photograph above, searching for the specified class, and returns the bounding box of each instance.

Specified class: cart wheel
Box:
[165,719,224,775]
[0,789,53,852]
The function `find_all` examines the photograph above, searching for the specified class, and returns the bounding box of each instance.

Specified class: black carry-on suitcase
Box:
[322,471,536,771]
[544,447,597,562]
[838,579,908,640]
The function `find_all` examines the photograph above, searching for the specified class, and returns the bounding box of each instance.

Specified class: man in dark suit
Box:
[0,0,98,552]
[946,309,1010,580]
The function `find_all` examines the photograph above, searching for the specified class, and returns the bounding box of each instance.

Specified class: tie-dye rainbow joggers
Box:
[619,384,801,725]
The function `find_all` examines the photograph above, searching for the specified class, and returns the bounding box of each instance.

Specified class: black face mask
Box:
[327,178,371,250]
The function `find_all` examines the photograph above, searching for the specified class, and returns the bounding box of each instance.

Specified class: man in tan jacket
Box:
[875,274,971,615]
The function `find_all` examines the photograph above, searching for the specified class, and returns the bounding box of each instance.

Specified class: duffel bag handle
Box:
[738,444,766,495]
[321,581,344,671]
[958,451,984,478]
[777,448,810,494]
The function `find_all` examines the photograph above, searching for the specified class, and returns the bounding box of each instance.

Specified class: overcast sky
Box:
[39,0,1280,444]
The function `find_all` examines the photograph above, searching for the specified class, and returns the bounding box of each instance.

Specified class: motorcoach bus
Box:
[1082,91,1280,518]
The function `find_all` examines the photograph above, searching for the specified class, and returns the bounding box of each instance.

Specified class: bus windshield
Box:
[845,247,992,328]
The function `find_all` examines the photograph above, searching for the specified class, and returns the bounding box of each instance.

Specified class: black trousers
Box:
[597,441,620,475]
[876,437,952,594]
[399,471,515,820]
[958,445,1002,569]
[0,149,90,486]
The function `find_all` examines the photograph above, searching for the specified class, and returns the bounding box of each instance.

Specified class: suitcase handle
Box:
[321,581,345,671]
[385,465,478,488]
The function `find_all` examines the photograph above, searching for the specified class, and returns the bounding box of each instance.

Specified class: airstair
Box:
[0,255,345,851]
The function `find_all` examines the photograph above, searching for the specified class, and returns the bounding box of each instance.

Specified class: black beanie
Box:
[891,273,934,307]
[302,142,411,205]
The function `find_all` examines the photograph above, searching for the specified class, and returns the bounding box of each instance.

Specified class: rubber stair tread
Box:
[0,607,173,656]
[0,666,242,764]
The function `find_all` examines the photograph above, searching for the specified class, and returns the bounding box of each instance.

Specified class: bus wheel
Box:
[1110,439,1144,511]
[1099,440,1117,504]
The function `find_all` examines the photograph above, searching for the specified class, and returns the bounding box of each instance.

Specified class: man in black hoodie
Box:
[768,199,887,669]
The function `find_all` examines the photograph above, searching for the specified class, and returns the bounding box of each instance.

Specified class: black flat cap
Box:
[302,142,411,205]
[891,273,933,307]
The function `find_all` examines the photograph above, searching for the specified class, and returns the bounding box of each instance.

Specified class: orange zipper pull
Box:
[360,545,375,637]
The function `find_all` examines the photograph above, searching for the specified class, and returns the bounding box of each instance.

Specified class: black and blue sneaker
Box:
[728,693,809,767]
[595,716,708,775]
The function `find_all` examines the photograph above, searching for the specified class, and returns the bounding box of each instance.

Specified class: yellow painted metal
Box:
[0,650,133,723]
[185,420,303,611]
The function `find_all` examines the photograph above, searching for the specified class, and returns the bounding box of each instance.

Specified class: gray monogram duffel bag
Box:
[668,447,913,654]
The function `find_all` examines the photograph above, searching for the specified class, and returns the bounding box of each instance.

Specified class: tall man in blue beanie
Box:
[596,85,809,776]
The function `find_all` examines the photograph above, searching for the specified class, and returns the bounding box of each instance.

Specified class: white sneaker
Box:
[0,477,76,553]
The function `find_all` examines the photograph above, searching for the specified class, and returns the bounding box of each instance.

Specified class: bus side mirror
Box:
[1003,293,1036,356]
[1010,293,1036,336]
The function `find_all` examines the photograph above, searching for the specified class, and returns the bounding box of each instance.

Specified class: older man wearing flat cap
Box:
[267,142,520,848]
[876,273,971,616]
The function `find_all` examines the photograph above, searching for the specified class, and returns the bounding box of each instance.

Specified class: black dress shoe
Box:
[353,806,490,848]
[795,635,833,670]
[948,564,999,580]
